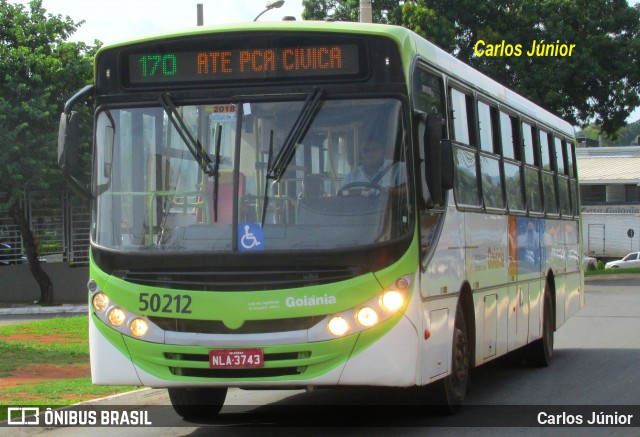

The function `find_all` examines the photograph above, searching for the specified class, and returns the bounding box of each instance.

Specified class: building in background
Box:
[577,145,640,260]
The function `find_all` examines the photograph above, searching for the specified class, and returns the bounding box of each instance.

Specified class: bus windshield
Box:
[93,97,411,253]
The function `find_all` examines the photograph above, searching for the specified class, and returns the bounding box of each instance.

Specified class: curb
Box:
[0,304,86,316]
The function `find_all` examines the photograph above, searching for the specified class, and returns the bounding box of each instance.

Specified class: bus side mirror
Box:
[58,111,81,172]
[57,85,94,200]
[420,113,452,206]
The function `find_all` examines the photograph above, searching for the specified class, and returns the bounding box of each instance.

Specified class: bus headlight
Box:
[107,307,126,327]
[356,307,379,327]
[380,291,404,312]
[321,275,413,340]
[92,292,109,312]
[130,318,149,337]
[327,316,350,336]
[91,294,162,342]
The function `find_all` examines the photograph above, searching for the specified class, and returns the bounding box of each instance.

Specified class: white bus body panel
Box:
[89,316,143,386]
[418,196,584,380]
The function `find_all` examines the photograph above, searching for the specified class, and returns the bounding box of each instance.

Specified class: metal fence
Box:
[0,191,90,266]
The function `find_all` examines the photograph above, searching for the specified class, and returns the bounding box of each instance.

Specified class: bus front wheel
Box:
[419,302,470,414]
[168,387,227,420]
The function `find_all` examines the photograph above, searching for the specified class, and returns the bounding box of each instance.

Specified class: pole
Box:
[359,0,372,23]
[197,4,203,26]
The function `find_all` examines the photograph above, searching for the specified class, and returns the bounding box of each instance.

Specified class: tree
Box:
[302,0,640,136]
[0,0,97,305]
[579,119,640,147]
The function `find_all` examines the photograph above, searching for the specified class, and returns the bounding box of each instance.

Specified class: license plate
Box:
[209,348,264,368]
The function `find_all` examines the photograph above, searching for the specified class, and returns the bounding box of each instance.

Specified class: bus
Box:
[58,21,584,417]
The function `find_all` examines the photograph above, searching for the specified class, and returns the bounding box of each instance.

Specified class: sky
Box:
[28,0,306,44]
[17,0,640,125]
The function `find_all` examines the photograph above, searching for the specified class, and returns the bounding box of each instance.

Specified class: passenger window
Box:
[478,101,503,210]
[450,88,480,207]
[412,69,445,117]
[500,112,524,213]
[478,101,494,153]
[537,129,556,215]
[480,154,504,210]
[504,162,525,212]
[451,88,471,145]
[567,142,576,178]
[540,131,551,171]
[522,123,535,165]
[556,137,571,216]
[453,146,481,206]
[500,111,516,159]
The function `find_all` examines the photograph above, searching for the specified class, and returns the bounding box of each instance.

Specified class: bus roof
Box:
[99,21,575,138]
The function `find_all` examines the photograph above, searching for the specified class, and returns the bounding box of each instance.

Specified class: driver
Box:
[341,137,406,192]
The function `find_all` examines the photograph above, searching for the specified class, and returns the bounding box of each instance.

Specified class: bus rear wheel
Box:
[525,286,554,367]
[168,387,227,420]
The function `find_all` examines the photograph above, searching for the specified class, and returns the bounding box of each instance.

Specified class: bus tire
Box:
[525,285,554,367]
[420,302,470,414]
[168,387,227,420]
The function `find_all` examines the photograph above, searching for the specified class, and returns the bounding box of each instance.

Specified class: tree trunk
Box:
[8,202,54,306]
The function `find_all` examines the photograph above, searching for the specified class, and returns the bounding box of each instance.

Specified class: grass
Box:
[585,266,640,276]
[0,317,87,377]
[0,315,136,418]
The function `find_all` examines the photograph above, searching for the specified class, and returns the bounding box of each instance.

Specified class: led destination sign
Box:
[127,44,361,85]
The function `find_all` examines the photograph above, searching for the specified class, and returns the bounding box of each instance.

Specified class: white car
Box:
[605,252,640,269]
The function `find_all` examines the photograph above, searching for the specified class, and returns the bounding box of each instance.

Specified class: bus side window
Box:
[522,122,543,215]
[500,111,525,213]
[477,101,504,210]
[450,88,481,207]
[412,68,445,118]
[412,66,445,255]
[556,137,572,217]
[540,130,558,216]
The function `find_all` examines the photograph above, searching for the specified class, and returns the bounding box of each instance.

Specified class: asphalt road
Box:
[4,277,640,435]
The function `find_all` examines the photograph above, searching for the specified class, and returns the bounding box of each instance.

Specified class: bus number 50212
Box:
[138,292,192,314]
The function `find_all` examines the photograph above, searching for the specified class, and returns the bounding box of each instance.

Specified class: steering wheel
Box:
[338,181,382,197]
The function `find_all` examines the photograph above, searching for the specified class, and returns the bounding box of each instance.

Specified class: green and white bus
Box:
[58,21,584,417]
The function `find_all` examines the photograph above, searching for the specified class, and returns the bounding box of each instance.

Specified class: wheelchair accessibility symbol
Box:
[239,223,264,251]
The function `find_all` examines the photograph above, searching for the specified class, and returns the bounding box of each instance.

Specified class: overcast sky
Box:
[17,0,640,124]
[27,0,305,45]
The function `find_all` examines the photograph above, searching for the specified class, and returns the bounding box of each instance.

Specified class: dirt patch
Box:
[0,333,82,344]
[0,364,90,390]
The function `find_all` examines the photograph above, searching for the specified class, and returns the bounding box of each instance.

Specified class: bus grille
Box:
[113,267,360,291]
[149,315,324,334]
[164,351,308,378]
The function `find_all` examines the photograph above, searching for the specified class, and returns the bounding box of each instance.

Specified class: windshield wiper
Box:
[159,93,217,177]
[267,88,323,182]
[212,124,222,222]
[261,88,323,227]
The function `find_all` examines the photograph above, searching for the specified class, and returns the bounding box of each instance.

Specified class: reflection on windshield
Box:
[93,98,410,252]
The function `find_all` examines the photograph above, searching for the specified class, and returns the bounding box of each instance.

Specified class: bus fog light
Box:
[130,318,149,337]
[396,278,410,290]
[327,316,349,336]
[92,292,109,312]
[87,279,98,292]
[107,307,126,327]
[380,291,404,312]
[356,307,379,327]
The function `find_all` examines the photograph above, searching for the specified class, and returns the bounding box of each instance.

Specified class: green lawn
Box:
[585,266,640,276]
[0,315,135,418]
